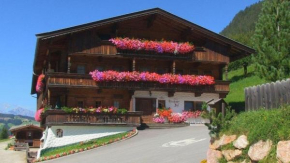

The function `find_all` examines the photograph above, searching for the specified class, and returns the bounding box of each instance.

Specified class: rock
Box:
[207,149,222,163]
[248,140,272,161]
[277,140,290,163]
[209,134,237,149]
[233,135,249,149]
[222,150,242,161]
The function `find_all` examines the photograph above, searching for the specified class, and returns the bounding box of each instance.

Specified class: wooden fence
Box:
[245,79,290,111]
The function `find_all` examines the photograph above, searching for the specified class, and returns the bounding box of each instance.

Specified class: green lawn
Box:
[0,139,10,143]
[224,65,267,112]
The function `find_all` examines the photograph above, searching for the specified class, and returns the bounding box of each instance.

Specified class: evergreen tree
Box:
[252,0,290,81]
[0,127,8,139]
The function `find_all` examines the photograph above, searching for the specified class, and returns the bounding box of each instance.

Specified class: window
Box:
[112,66,123,72]
[175,69,184,75]
[77,101,84,108]
[204,70,212,75]
[77,65,86,74]
[56,129,63,138]
[113,101,119,108]
[95,66,104,72]
[184,101,194,111]
[139,67,150,72]
[190,70,198,75]
[195,102,203,111]
[95,101,102,108]
[157,68,167,74]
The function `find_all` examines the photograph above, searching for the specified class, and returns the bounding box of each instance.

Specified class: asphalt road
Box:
[46,125,209,163]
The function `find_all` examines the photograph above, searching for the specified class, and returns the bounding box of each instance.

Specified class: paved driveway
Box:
[0,140,26,163]
[47,125,209,163]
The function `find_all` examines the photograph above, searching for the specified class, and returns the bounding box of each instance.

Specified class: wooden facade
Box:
[32,8,254,124]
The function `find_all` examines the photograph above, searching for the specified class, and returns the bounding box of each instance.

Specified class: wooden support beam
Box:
[195,92,202,97]
[67,57,71,73]
[48,89,51,106]
[132,58,136,71]
[172,61,176,74]
[168,91,175,97]
[225,64,228,81]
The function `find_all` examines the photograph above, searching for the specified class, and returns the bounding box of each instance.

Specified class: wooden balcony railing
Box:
[41,110,142,127]
[46,73,230,93]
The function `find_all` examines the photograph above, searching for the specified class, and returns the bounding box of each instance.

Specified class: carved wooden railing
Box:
[46,73,230,93]
[42,110,142,127]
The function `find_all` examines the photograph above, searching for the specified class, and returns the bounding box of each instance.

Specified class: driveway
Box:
[46,125,209,163]
[0,140,26,163]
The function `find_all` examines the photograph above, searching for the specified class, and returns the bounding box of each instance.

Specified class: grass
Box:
[0,138,10,143]
[41,130,133,158]
[220,105,290,144]
[224,65,267,112]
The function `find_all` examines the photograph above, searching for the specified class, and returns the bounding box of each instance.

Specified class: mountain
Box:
[219,1,263,71]
[0,104,35,118]
[220,1,263,46]
[0,113,38,132]
[8,107,35,117]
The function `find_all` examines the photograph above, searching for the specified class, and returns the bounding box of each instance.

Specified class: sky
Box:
[0,0,261,112]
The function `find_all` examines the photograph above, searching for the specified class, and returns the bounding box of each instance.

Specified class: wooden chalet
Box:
[10,125,43,148]
[31,8,254,125]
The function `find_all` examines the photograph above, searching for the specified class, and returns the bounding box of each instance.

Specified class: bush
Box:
[0,127,8,139]
[220,105,290,144]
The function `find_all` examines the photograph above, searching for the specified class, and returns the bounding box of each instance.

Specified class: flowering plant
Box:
[61,106,127,114]
[90,70,215,86]
[182,110,202,119]
[157,108,172,118]
[36,74,45,93]
[153,116,165,123]
[109,37,194,54]
[168,113,187,123]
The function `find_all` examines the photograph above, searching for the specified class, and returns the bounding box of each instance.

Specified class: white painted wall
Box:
[132,91,219,113]
[37,126,133,158]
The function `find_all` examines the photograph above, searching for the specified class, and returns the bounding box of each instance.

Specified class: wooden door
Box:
[135,98,156,115]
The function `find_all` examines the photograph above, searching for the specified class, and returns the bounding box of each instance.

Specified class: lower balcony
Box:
[41,110,142,127]
[45,73,230,93]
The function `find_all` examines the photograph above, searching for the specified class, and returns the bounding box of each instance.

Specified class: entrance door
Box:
[135,98,156,115]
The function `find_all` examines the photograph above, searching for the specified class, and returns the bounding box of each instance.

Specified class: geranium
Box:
[109,37,194,54]
[169,113,187,123]
[153,116,165,123]
[36,74,45,93]
[90,70,215,86]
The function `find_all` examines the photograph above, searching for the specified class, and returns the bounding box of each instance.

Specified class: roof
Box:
[9,124,43,132]
[207,98,227,105]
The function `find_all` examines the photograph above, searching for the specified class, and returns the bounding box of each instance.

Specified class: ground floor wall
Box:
[132,91,219,113]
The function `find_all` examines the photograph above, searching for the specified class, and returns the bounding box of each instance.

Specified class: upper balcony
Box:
[45,72,230,94]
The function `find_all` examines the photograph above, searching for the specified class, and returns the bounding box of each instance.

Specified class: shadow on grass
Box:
[229,72,255,82]
[229,102,245,113]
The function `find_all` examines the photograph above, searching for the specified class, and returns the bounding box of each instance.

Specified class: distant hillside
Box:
[0,113,38,132]
[220,1,263,46]
[0,106,35,118]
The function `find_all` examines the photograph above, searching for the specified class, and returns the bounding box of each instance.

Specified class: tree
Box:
[252,0,290,81]
[0,127,8,139]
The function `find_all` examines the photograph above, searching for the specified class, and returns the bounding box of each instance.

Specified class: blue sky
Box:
[0,0,260,112]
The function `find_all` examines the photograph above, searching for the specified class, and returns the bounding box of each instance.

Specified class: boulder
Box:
[233,135,249,149]
[207,149,222,163]
[248,140,272,161]
[277,140,290,163]
[222,150,242,161]
[210,134,237,149]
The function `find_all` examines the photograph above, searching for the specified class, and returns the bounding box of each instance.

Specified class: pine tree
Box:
[0,127,8,139]
[252,0,290,81]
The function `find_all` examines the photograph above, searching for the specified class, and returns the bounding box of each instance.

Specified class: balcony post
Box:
[67,57,71,73]
[225,64,228,81]
[48,89,51,106]
[132,58,136,71]
[172,61,176,74]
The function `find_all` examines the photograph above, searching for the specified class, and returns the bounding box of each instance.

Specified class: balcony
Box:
[46,73,230,93]
[41,110,142,127]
